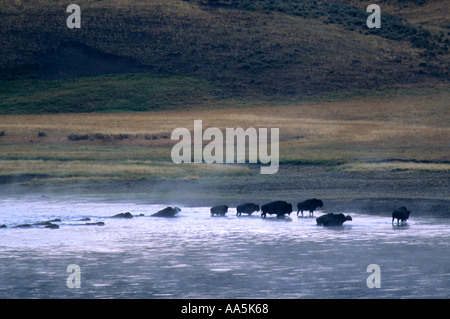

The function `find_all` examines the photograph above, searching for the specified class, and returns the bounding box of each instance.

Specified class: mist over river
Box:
[0,196,448,299]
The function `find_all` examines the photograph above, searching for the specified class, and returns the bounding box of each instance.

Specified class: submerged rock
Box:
[13,220,61,229]
[44,223,59,229]
[13,224,33,228]
[33,219,61,226]
[112,212,133,219]
[84,222,105,226]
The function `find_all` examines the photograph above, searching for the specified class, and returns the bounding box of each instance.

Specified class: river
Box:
[0,196,448,298]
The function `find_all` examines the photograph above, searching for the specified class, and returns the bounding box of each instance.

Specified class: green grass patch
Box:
[278,159,348,167]
[0,144,172,163]
[0,73,226,114]
[2,71,446,115]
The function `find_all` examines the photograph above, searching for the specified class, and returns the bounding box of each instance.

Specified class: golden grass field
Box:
[0,88,448,183]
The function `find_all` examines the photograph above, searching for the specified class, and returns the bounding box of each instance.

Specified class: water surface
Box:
[0,196,448,298]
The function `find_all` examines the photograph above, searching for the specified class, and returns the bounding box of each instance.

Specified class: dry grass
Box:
[0,159,253,180]
[342,162,450,172]
[0,88,448,181]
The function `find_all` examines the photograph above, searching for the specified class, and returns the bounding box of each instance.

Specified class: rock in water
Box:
[112,212,134,219]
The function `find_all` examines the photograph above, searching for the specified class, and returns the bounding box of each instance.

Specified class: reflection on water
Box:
[0,196,448,298]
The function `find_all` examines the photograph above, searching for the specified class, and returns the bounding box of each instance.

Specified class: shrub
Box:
[68,134,89,141]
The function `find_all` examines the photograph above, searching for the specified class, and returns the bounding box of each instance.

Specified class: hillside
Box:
[0,0,449,113]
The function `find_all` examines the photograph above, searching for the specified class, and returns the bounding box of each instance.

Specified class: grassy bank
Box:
[1,72,448,115]
[0,73,228,114]
[0,87,448,185]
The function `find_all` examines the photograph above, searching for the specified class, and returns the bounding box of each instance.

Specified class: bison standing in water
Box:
[392,207,411,225]
[210,205,229,216]
[297,198,323,216]
[236,203,260,216]
[261,201,292,218]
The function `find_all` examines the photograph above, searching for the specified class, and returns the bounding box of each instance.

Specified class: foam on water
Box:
[0,196,448,298]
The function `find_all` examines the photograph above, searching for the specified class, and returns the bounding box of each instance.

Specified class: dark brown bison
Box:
[151,206,181,217]
[392,207,411,225]
[210,205,229,216]
[297,198,323,216]
[261,201,292,218]
[316,213,352,226]
[236,203,260,216]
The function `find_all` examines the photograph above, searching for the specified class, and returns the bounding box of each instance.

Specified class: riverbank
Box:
[1,89,448,217]
[1,164,448,218]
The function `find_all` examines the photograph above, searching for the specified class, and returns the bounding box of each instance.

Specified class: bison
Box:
[392,207,411,225]
[261,201,292,218]
[236,203,260,216]
[297,198,323,217]
[151,206,181,217]
[210,205,229,216]
[316,213,352,226]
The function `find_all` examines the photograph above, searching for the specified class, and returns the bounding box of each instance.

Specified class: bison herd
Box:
[0,200,412,229]
[209,199,411,226]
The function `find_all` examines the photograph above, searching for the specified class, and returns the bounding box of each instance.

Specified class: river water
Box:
[0,196,448,298]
